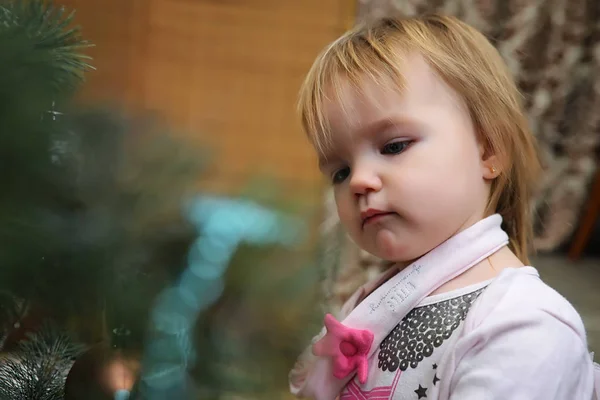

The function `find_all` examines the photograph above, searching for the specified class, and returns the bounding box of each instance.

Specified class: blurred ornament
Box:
[64,345,139,400]
[136,195,307,399]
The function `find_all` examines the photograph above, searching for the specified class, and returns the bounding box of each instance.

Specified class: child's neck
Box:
[427,245,525,296]
[356,235,524,307]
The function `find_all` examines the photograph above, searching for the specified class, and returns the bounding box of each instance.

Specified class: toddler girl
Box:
[289,14,599,399]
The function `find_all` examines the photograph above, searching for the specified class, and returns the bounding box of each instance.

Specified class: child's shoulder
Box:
[467,266,587,339]
[449,267,596,398]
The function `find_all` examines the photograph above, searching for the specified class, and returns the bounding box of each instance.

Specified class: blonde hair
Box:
[298,14,541,263]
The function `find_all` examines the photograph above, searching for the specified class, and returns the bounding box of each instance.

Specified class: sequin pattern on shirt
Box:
[377,287,486,373]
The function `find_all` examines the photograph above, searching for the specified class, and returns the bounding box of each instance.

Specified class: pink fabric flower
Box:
[312,314,374,384]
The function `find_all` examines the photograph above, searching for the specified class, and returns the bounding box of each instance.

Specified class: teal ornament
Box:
[138,195,306,398]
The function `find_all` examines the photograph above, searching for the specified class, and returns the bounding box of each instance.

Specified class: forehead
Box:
[319,54,465,154]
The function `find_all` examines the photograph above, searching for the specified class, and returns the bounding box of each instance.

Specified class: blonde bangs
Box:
[297,25,410,160]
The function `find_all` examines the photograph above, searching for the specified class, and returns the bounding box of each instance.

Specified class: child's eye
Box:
[332,167,350,184]
[382,140,412,155]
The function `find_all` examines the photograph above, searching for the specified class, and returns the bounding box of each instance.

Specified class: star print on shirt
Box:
[358,287,487,400]
[414,384,427,398]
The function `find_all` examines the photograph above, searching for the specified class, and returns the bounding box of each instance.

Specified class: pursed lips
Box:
[360,209,394,229]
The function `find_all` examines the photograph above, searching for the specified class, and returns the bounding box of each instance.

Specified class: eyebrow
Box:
[359,116,420,138]
[358,117,397,137]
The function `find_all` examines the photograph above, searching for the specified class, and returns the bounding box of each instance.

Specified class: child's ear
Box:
[479,143,500,180]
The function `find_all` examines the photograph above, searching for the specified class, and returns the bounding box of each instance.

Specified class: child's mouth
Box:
[361,210,395,228]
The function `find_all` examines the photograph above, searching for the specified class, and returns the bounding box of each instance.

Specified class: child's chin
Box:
[369,230,413,261]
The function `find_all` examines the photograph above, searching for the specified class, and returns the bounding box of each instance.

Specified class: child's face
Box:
[319,54,495,263]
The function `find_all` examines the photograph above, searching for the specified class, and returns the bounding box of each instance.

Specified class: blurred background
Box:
[0,0,598,399]
[59,0,347,202]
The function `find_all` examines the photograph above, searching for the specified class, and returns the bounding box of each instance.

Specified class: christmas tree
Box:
[0,1,321,399]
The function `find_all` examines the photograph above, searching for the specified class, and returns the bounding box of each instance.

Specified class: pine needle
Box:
[0,322,86,400]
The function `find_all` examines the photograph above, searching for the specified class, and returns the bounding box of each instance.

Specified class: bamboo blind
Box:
[59,0,354,202]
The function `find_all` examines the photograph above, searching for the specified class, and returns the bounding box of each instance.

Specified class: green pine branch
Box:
[0,0,94,94]
[0,322,86,400]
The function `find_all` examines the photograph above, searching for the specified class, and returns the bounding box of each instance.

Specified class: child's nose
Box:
[350,167,382,196]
